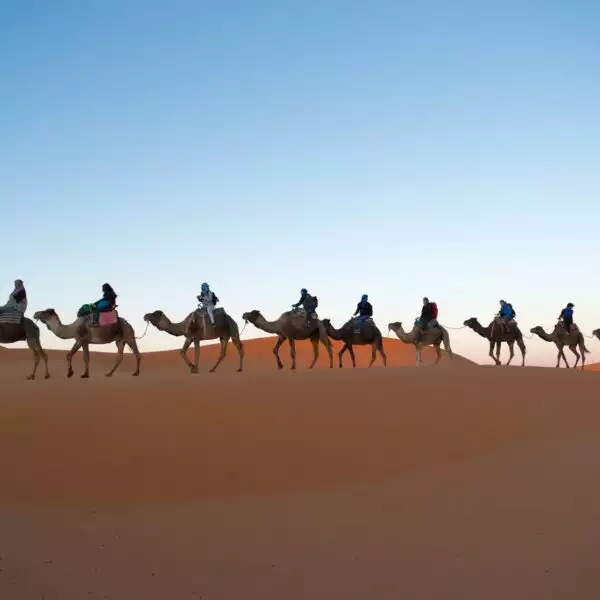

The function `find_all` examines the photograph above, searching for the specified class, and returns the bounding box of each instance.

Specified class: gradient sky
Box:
[2,0,599,365]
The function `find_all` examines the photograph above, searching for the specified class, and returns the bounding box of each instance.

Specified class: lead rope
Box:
[135,321,150,340]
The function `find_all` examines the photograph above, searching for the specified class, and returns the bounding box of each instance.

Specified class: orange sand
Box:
[1,339,600,599]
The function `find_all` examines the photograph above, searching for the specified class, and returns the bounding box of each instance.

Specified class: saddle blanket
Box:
[0,311,23,325]
[98,311,119,326]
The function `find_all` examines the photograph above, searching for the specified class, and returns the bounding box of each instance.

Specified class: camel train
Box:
[0,285,598,379]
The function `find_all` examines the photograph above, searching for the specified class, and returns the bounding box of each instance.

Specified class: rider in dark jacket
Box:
[292,288,318,322]
[353,294,373,329]
[558,303,574,333]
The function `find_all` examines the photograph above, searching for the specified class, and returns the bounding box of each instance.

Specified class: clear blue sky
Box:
[2,0,599,365]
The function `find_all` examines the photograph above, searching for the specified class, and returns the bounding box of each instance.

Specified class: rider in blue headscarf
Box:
[353,294,373,330]
[197,282,219,325]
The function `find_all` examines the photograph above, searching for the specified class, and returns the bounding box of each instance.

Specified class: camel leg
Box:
[347,344,357,368]
[321,335,334,369]
[569,345,580,369]
[505,341,515,366]
[193,339,200,373]
[126,336,141,376]
[579,342,586,370]
[558,346,569,368]
[210,338,229,373]
[289,338,298,370]
[489,341,500,366]
[415,344,423,367]
[66,341,82,378]
[434,343,442,364]
[517,338,526,367]
[232,337,244,372]
[272,335,285,370]
[81,343,91,378]
[25,338,48,380]
[179,338,196,373]
[106,340,125,377]
[368,342,377,367]
[338,343,346,368]
[378,339,387,367]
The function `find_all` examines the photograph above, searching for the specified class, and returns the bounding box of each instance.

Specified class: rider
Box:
[353,294,373,329]
[292,288,318,323]
[91,283,117,325]
[497,299,516,329]
[197,282,219,326]
[418,297,437,330]
[0,279,27,316]
[558,302,574,333]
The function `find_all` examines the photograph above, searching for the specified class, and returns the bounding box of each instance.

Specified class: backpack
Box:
[431,302,438,319]
[307,294,318,308]
[212,293,219,306]
[507,303,515,318]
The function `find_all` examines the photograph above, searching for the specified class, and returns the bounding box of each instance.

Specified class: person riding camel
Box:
[0,279,27,316]
[353,294,373,330]
[558,303,574,334]
[91,283,117,326]
[292,288,318,324]
[197,282,219,326]
[497,299,516,331]
[418,297,438,330]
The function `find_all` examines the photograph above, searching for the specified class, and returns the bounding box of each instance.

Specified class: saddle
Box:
[194,306,224,330]
[494,317,517,334]
[556,321,579,335]
[350,316,373,333]
[0,309,24,325]
[77,304,119,328]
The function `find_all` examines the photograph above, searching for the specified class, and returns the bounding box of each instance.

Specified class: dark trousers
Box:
[562,317,573,333]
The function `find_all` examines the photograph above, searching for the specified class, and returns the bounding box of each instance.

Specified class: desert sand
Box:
[1,337,600,599]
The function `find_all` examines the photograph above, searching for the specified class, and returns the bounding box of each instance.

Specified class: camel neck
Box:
[256,316,280,335]
[48,316,78,340]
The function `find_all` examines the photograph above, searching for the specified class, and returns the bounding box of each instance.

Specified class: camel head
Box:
[143,310,165,326]
[530,326,544,337]
[592,329,600,340]
[463,317,479,329]
[388,321,402,333]
[33,309,57,327]
[242,310,262,324]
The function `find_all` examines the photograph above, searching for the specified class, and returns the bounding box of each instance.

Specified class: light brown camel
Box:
[0,313,50,380]
[322,317,387,368]
[34,309,141,378]
[242,308,333,370]
[143,308,244,373]
[388,321,453,366]
[463,317,526,366]
[530,324,590,369]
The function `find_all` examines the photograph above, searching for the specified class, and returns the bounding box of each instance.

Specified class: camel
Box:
[0,312,50,380]
[463,317,526,366]
[593,329,600,342]
[143,308,244,373]
[321,317,387,368]
[530,324,590,369]
[388,321,453,366]
[33,308,141,378]
[242,308,333,370]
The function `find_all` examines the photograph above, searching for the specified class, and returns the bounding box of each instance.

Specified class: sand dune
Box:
[1,340,600,599]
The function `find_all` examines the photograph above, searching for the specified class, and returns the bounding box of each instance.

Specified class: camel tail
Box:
[441,327,453,359]
[584,345,591,354]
